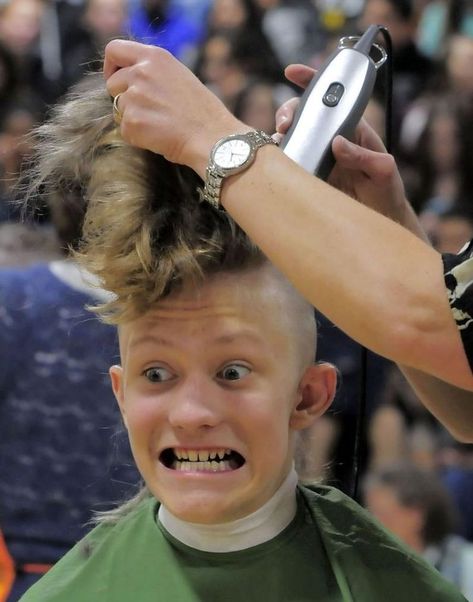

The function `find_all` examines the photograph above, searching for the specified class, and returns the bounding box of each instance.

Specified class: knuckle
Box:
[148,44,171,63]
[104,39,118,54]
[131,62,149,81]
[124,107,140,127]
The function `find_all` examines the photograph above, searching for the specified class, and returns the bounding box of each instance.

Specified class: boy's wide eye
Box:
[217,364,250,381]
[144,367,174,383]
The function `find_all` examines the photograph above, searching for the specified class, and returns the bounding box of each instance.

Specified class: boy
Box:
[20,79,465,601]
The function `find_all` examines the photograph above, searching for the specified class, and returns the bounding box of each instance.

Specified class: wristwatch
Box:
[199,130,277,210]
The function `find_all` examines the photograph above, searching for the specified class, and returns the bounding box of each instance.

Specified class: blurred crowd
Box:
[1,0,473,599]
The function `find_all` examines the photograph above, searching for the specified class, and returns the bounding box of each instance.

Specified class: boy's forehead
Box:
[117,266,312,355]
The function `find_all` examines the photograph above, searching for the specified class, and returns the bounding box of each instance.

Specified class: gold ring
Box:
[112,93,123,124]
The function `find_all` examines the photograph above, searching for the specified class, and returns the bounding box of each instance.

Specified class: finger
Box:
[112,92,125,125]
[103,39,151,80]
[332,135,395,181]
[275,97,299,133]
[284,64,316,89]
[354,118,387,153]
[105,65,131,98]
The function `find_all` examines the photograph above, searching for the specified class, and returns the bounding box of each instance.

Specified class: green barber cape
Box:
[20,485,466,602]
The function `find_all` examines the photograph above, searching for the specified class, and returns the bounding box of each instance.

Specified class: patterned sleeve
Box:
[443,239,473,373]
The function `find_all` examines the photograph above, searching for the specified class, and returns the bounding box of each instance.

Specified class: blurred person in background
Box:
[364,464,473,599]
[198,0,284,87]
[437,434,473,543]
[253,0,328,67]
[206,0,260,34]
[127,0,202,64]
[0,42,19,121]
[418,0,473,58]
[233,80,279,134]
[0,0,62,109]
[443,33,473,110]
[169,0,212,32]
[60,0,128,89]
[0,75,140,602]
[0,221,60,266]
[404,97,464,216]
[368,365,447,475]
[295,313,391,493]
[0,101,41,223]
[193,32,251,111]
[358,0,435,153]
[434,205,473,255]
[400,96,473,224]
[194,28,284,113]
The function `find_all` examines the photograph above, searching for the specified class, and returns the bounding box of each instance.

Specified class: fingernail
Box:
[275,112,288,131]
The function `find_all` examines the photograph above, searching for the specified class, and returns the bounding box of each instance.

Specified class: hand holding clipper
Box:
[280,25,387,180]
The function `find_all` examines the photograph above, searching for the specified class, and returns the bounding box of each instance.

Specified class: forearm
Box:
[400,366,473,442]
[219,146,472,389]
[102,41,472,389]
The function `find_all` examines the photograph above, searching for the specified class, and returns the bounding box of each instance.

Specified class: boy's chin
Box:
[160,492,255,525]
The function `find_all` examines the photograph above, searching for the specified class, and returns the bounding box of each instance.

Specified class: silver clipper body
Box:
[280,26,386,180]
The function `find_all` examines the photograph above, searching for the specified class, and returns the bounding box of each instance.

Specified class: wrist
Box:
[185,118,249,179]
[199,129,277,210]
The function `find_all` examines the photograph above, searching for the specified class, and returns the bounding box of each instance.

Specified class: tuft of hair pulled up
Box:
[24,73,265,323]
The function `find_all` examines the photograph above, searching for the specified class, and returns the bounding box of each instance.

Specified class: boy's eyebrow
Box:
[213,331,264,346]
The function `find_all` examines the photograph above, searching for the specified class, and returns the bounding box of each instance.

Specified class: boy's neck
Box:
[158,467,298,553]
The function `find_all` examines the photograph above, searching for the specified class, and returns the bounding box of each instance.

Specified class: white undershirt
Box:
[49,259,114,302]
[158,467,298,553]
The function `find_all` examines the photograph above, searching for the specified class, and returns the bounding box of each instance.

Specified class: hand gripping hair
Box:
[25,75,265,323]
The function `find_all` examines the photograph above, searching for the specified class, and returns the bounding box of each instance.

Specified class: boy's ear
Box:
[109,365,128,429]
[289,362,337,431]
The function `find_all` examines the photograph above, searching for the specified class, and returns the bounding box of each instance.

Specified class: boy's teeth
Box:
[170,447,240,472]
[172,460,233,472]
[175,448,230,462]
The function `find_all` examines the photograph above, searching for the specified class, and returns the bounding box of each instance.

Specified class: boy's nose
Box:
[167,374,223,431]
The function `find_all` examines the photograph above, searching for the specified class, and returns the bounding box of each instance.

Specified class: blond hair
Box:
[26,74,264,323]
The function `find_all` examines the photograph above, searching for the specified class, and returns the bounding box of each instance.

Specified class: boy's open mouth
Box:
[160,448,245,472]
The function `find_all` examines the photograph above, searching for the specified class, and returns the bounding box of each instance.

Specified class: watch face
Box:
[214,139,251,169]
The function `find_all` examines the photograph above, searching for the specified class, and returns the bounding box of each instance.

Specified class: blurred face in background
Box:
[0,107,37,189]
[199,34,248,108]
[428,110,460,174]
[358,0,414,49]
[236,82,276,133]
[365,484,424,552]
[84,0,127,43]
[200,35,232,86]
[435,216,473,254]
[0,0,44,56]
[446,35,473,97]
[208,0,247,31]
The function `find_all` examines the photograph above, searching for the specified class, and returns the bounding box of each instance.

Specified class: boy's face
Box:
[111,266,335,524]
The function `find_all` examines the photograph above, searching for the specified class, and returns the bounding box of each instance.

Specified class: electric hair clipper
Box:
[280,25,387,180]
